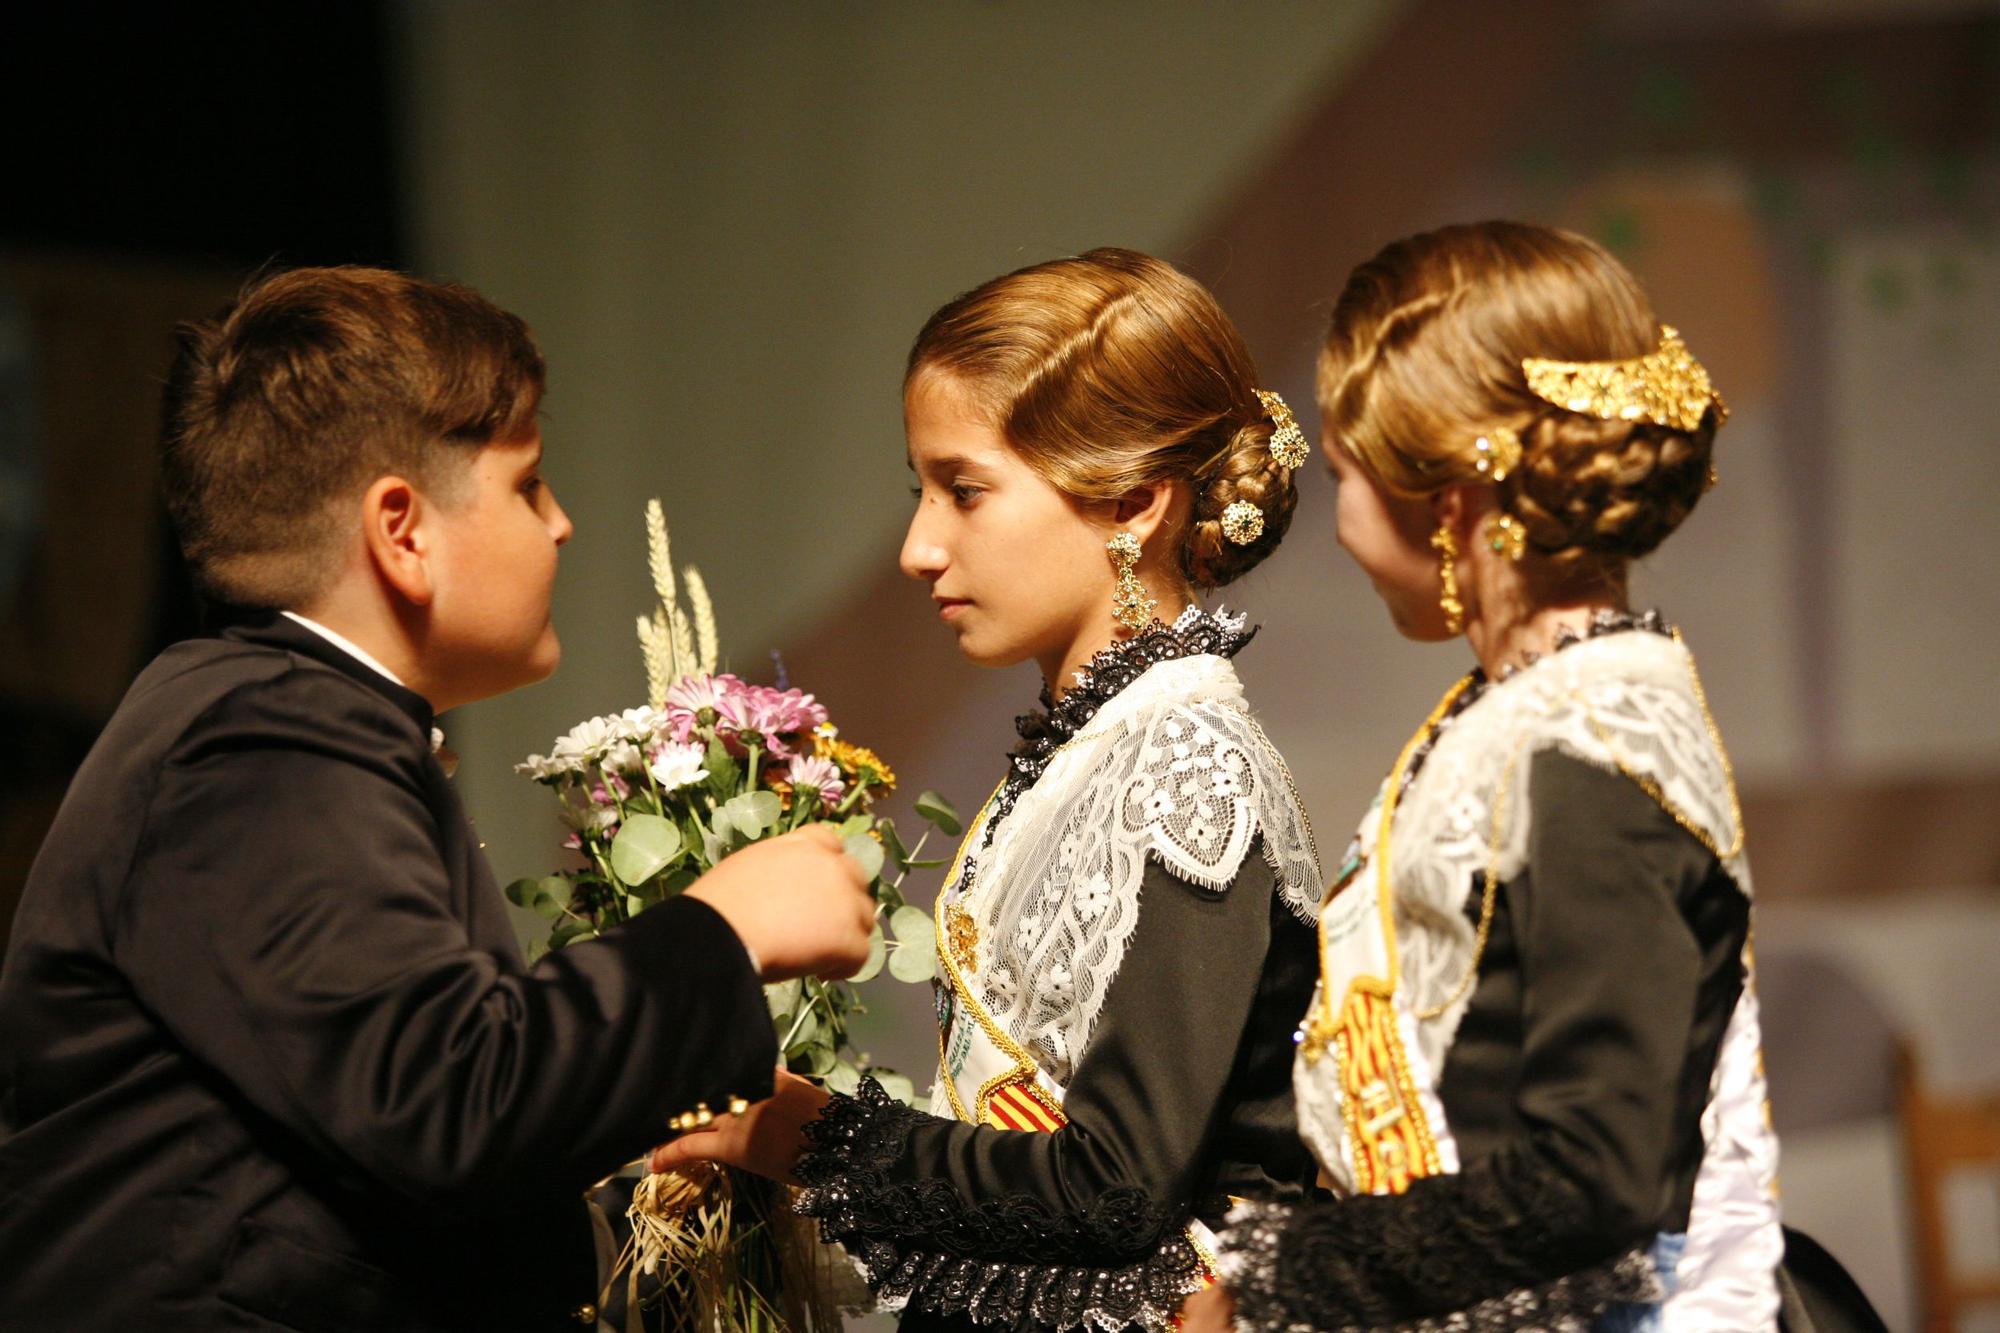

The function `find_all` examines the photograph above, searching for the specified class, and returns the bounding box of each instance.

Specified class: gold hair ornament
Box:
[1220,500,1264,546]
[1522,325,1728,433]
[1107,530,1156,632]
[1257,389,1310,470]
[1430,524,1464,636]
[1471,428,1521,482]
[1486,513,1526,562]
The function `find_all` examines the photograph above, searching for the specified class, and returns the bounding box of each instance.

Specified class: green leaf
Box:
[915,790,962,835]
[842,834,885,885]
[848,924,887,983]
[717,791,782,840]
[805,1043,838,1077]
[889,905,933,946]
[839,813,873,838]
[625,893,648,918]
[550,917,593,950]
[507,873,574,920]
[784,1007,823,1053]
[872,1070,918,1105]
[888,943,935,983]
[903,857,949,870]
[658,867,700,898]
[877,818,912,872]
[825,1059,862,1096]
[610,815,683,886]
[765,978,802,1020]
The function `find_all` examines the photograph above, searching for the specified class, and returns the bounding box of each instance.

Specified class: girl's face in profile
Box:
[900,372,1120,681]
[1321,414,1454,642]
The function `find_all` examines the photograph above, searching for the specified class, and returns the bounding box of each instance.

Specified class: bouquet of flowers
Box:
[512,499,956,1331]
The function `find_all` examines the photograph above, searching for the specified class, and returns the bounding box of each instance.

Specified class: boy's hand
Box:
[686,825,874,981]
[649,1067,829,1182]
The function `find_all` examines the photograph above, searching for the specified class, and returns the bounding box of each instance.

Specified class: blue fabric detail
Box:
[1594,1231,1686,1332]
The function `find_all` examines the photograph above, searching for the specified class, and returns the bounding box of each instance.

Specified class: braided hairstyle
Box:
[907,247,1298,590]
[1318,222,1717,590]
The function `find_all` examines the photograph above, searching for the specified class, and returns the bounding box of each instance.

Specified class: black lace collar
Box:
[1009,604,1253,783]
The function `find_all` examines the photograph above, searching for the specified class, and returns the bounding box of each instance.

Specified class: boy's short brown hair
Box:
[161,265,545,608]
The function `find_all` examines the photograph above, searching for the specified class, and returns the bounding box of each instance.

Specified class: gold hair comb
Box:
[1522,326,1728,433]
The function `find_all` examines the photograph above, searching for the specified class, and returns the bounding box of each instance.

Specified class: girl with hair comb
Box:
[1189,221,1859,1332]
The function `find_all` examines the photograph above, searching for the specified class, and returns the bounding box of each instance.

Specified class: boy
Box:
[0,267,873,1330]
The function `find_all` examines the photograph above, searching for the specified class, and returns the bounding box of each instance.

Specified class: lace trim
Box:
[1398,608,1670,800]
[1215,1170,1664,1333]
[997,605,1254,840]
[795,1079,1206,1332]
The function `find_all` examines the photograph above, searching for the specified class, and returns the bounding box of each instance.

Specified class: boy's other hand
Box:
[685,825,874,981]
[648,1067,828,1182]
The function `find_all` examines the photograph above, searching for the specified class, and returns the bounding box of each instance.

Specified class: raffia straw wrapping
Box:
[603,1166,841,1333]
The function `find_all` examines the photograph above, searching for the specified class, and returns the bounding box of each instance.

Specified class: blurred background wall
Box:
[4,2,1997,1326]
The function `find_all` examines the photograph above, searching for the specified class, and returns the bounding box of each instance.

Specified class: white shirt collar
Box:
[280,611,409,688]
[280,612,449,755]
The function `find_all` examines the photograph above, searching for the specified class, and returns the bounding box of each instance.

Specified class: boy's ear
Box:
[361,475,435,607]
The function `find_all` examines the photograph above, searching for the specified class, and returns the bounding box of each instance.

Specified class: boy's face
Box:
[424,430,573,709]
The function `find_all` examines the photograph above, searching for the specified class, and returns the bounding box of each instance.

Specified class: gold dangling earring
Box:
[1107,530,1157,632]
[1430,523,1465,636]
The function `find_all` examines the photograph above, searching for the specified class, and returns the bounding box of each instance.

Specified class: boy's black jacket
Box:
[0,612,776,1331]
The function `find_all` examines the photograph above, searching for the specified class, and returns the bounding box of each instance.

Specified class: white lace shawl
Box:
[1292,630,1781,1328]
[956,653,1321,1089]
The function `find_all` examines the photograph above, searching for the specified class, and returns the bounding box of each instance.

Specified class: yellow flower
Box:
[817,736,896,793]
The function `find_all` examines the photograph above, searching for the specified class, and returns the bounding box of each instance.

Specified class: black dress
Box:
[1220,618,1793,1330]
[796,610,1322,1333]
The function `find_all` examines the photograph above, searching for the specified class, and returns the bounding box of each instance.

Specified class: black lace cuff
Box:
[1213,1155,1663,1332]
[794,1079,1207,1331]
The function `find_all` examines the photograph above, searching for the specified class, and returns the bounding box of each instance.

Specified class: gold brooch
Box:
[946,904,980,972]
[1522,326,1727,433]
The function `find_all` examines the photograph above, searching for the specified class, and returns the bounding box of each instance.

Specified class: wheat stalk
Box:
[685,565,719,676]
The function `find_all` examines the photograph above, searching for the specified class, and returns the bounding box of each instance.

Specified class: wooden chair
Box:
[1898,1045,2000,1332]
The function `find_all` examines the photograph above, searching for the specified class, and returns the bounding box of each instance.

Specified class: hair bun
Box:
[1504,408,1717,579]
[1185,418,1298,588]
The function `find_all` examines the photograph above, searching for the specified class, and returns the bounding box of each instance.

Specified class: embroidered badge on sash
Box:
[1331,989,1442,1194]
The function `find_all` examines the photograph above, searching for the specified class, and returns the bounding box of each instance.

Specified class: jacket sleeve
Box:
[1216,749,1745,1331]
[794,845,1280,1330]
[112,667,777,1213]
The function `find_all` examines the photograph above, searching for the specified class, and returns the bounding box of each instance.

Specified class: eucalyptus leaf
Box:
[784,1007,823,1053]
[888,943,935,983]
[610,814,683,886]
[806,1044,838,1078]
[847,924,887,983]
[625,893,648,918]
[503,877,537,909]
[889,905,934,947]
[915,790,962,836]
[872,1070,918,1105]
[718,791,781,840]
[825,1060,862,1096]
[842,834,885,885]
[765,978,803,1020]
[877,818,911,872]
[839,814,873,838]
